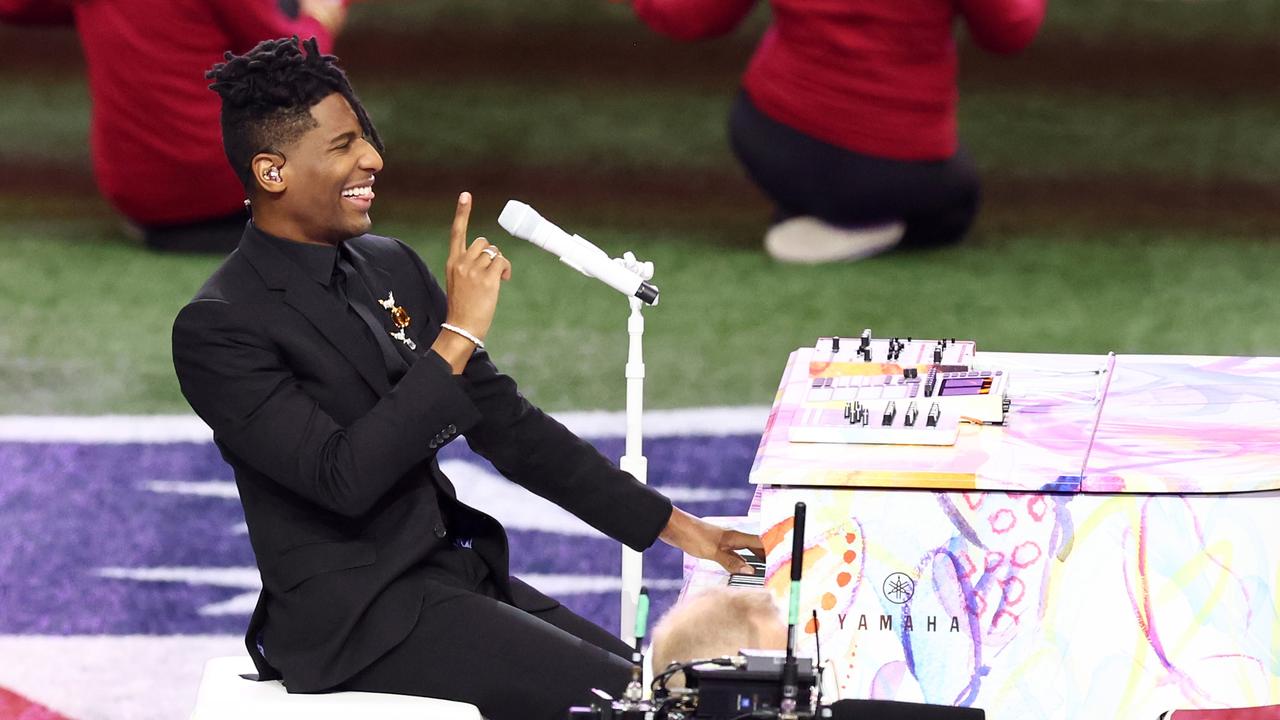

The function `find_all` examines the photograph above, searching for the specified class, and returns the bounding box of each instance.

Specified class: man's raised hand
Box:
[432,192,512,372]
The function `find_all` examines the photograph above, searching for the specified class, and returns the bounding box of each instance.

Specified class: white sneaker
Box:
[764,216,906,264]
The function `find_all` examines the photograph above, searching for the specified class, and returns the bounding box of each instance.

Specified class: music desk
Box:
[741,349,1279,719]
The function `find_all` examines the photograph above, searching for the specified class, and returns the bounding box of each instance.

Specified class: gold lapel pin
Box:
[379,291,416,349]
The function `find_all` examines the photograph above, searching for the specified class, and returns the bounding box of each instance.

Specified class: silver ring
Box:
[482,246,499,260]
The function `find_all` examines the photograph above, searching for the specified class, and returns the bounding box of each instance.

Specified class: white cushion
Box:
[190,656,483,720]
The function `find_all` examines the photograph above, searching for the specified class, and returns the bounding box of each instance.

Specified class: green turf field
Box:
[0,1,1277,414]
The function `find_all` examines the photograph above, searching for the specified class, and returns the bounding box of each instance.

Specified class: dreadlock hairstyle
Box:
[206,36,384,192]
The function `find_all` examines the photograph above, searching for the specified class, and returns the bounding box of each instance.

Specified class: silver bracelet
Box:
[439,322,485,350]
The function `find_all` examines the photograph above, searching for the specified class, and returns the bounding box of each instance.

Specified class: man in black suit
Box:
[173,37,763,719]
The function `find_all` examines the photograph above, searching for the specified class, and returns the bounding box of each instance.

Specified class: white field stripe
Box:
[0,414,213,442]
[657,486,754,503]
[143,479,753,504]
[95,565,261,616]
[199,592,261,616]
[96,566,261,588]
[0,634,245,720]
[0,405,770,443]
[143,479,240,498]
[94,566,682,617]
[143,469,752,540]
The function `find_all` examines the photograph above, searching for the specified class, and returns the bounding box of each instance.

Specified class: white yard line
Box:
[0,406,771,443]
[0,634,245,720]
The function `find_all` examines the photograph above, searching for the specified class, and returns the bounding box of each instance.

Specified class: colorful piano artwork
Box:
[685,344,1280,720]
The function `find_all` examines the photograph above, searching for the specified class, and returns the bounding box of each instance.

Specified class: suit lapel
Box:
[239,229,391,396]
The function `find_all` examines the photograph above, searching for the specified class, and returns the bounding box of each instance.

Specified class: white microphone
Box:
[498,200,659,306]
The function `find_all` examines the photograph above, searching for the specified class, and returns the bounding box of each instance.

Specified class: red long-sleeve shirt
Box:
[633,0,1046,161]
[72,1,334,225]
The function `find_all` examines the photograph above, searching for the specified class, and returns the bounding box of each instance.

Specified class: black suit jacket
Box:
[172,225,673,692]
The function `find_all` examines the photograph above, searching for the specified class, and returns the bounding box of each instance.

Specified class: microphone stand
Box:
[780,502,807,719]
[618,253,655,646]
[496,202,660,649]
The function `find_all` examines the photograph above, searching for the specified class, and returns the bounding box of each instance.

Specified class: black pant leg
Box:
[526,601,635,661]
[728,89,980,247]
[337,585,632,720]
[897,146,981,249]
[141,210,247,254]
[729,90,844,223]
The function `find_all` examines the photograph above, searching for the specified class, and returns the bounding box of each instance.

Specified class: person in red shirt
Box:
[1,0,348,253]
[631,0,1046,264]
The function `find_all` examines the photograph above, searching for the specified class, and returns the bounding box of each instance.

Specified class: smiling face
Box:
[254,93,384,245]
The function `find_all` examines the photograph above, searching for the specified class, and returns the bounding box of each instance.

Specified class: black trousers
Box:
[728,90,981,249]
[142,209,247,254]
[336,545,634,720]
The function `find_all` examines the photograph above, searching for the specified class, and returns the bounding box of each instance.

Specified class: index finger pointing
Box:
[450,192,472,257]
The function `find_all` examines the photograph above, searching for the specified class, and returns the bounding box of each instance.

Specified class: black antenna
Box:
[780,502,806,715]
[812,609,823,712]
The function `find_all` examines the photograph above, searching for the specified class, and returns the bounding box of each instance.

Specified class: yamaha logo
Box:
[883,572,915,604]
[828,572,958,632]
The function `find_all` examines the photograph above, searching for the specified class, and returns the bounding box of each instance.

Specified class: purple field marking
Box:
[0,434,761,636]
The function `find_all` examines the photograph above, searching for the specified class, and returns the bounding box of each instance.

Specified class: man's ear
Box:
[251,153,287,195]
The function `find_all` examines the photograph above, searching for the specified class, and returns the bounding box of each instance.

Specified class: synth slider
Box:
[790,330,1011,446]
